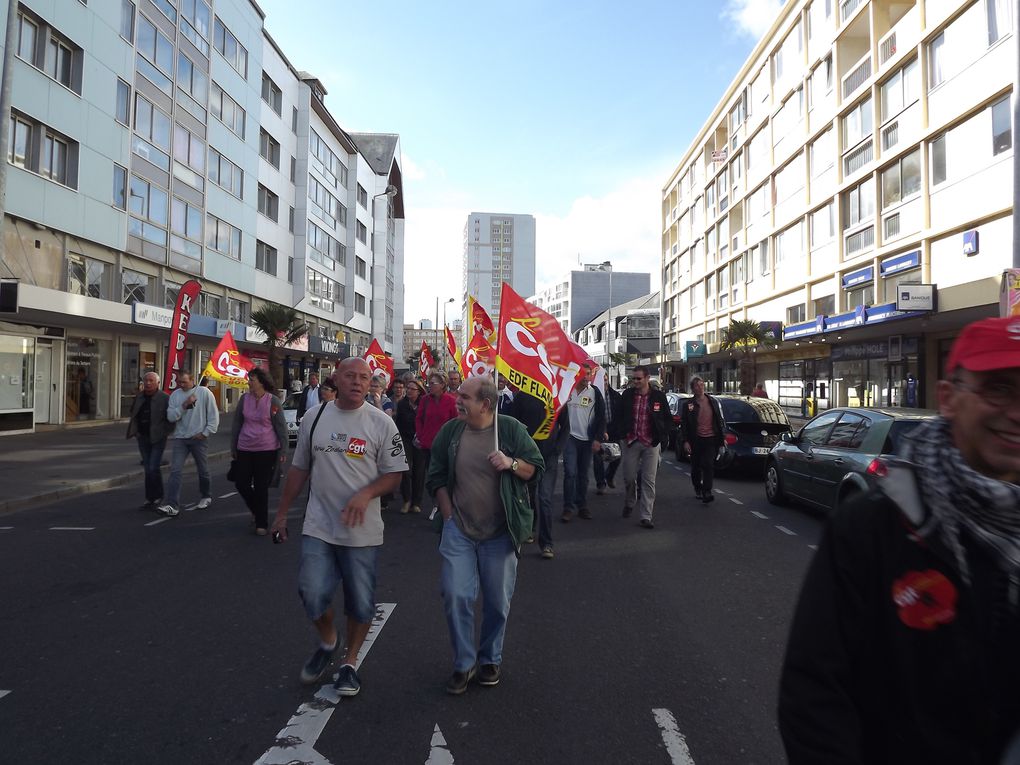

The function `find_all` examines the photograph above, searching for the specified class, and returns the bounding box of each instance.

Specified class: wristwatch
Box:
[510,458,519,473]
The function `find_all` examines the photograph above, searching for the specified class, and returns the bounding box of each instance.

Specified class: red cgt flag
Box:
[363,339,394,388]
[460,329,495,379]
[468,296,496,343]
[495,283,589,439]
[202,331,253,389]
[419,341,435,381]
[445,326,461,370]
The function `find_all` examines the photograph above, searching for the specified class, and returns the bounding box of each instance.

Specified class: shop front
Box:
[830,337,924,408]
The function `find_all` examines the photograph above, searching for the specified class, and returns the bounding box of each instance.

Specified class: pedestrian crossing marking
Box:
[750,511,769,520]
[653,708,695,764]
[728,498,743,505]
[776,525,796,536]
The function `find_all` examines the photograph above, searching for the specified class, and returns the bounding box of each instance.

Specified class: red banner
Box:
[460,329,495,379]
[468,296,496,343]
[163,279,202,393]
[495,283,588,439]
[363,339,394,388]
[419,341,435,381]
[202,331,253,389]
[445,326,461,369]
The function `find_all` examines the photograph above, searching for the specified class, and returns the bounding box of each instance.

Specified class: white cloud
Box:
[722,0,785,40]
[401,154,427,182]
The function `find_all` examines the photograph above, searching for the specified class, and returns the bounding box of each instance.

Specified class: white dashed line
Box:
[715,489,727,496]
[0,690,10,701]
[218,491,237,499]
[49,526,94,531]
[653,708,696,765]
[728,497,743,505]
[145,517,172,526]
[0,526,13,531]
[808,544,818,551]
[750,511,769,520]
[776,525,797,536]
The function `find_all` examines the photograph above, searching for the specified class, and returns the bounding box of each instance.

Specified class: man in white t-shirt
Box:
[560,362,606,522]
[271,357,407,697]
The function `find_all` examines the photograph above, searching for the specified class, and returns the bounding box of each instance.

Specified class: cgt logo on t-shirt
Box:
[346,437,368,459]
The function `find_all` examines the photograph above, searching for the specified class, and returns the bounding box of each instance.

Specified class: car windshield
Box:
[283,394,300,410]
[718,398,791,433]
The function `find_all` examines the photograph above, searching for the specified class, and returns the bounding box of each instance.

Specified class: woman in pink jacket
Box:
[414,370,459,509]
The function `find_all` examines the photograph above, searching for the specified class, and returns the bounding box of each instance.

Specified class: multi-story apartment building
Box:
[530,264,651,335]
[462,212,536,326]
[661,0,1014,414]
[0,0,404,433]
[573,291,661,386]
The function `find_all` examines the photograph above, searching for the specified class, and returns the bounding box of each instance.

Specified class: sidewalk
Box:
[0,412,237,515]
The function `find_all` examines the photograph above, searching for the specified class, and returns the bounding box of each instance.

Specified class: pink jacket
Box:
[414,392,458,449]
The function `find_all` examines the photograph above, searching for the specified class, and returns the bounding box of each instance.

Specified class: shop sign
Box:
[133,302,173,329]
[832,341,888,361]
[895,285,935,312]
[759,321,783,341]
[684,340,706,360]
[963,230,979,256]
[308,336,351,358]
[842,266,874,289]
[868,301,926,324]
[216,319,244,338]
[784,315,826,340]
[826,305,868,332]
[881,250,921,276]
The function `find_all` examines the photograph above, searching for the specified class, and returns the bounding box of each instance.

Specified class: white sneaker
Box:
[158,504,179,517]
[196,497,212,510]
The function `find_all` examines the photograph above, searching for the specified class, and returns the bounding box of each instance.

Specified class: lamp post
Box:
[600,260,613,383]
[370,185,398,344]
[434,296,453,368]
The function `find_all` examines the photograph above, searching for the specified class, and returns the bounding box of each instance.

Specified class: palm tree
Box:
[719,319,778,396]
[249,303,309,392]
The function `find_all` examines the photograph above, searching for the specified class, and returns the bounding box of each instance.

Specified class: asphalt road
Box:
[0,451,824,764]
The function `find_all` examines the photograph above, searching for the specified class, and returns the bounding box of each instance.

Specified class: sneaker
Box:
[401,502,411,514]
[640,518,655,529]
[255,527,268,536]
[412,505,422,514]
[196,497,212,510]
[300,640,339,684]
[334,664,361,697]
[578,508,592,520]
[525,535,534,544]
[694,488,703,500]
[158,504,179,517]
[446,666,476,695]
[596,485,606,495]
[702,493,715,504]
[560,510,573,523]
[541,547,554,559]
[477,664,501,687]
[622,505,633,518]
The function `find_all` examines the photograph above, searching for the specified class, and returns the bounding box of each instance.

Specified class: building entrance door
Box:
[34,344,52,424]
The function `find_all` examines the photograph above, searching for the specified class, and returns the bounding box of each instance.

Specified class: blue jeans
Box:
[298,535,379,624]
[136,437,166,502]
[164,437,211,509]
[439,519,518,672]
[562,436,594,511]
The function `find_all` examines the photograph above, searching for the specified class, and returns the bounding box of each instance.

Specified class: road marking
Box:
[145,517,172,527]
[653,708,695,765]
[49,526,94,531]
[0,690,10,700]
[425,723,456,764]
[776,525,797,536]
[219,491,237,499]
[750,511,769,520]
[728,497,743,505]
[0,526,13,531]
[256,603,395,765]
[714,489,727,496]
[808,544,818,551]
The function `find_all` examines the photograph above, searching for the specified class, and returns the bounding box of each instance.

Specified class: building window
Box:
[134,93,172,163]
[810,203,835,247]
[309,129,348,189]
[120,0,135,42]
[136,13,174,94]
[357,184,368,208]
[259,128,280,169]
[931,133,947,185]
[307,221,344,268]
[292,106,298,133]
[261,72,282,115]
[116,79,131,126]
[170,197,204,262]
[208,146,242,198]
[213,17,248,78]
[113,163,127,209]
[306,268,340,311]
[880,58,919,123]
[356,256,367,278]
[842,96,873,151]
[988,0,1014,44]
[257,184,279,222]
[67,254,111,299]
[205,213,242,260]
[199,292,220,318]
[40,131,69,184]
[288,206,294,233]
[355,292,366,314]
[128,175,168,244]
[786,304,806,324]
[308,175,344,229]
[290,155,296,182]
[881,149,921,208]
[813,294,835,317]
[173,123,206,185]
[992,95,1012,155]
[122,268,153,304]
[7,112,78,188]
[180,0,211,55]
[843,177,875,229]
[227,298,248,324]
[356,220,367,244]
[163,279,181,309]
[210,82,245,138]
[846,283,874,309]
[176,51,209,121]
[256,241,277,275]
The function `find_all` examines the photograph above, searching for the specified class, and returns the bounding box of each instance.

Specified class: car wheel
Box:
[765,461,786,506]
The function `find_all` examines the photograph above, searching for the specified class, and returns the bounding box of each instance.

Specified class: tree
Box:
[719,319,778,396]
[249,303,309,391]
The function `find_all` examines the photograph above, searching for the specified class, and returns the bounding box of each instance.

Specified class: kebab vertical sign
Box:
[162,279,203,393]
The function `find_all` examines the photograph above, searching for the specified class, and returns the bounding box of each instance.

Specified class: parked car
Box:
[764,407,939,512]
[282,393,301,446]
[665,392,690,449]
[672,394,792,473]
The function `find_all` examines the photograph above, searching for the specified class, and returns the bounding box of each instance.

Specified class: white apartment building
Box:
[530,264,651,335]
[661,0,1014,414]
[462,212,536,326]
[0,0,404,433]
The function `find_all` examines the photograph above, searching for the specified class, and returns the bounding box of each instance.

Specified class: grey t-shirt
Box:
[451,425,505,541]
[566,385,597,440]
[291,401,407,547]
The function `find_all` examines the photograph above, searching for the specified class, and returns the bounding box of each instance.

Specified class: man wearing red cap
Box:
[779,317,1020,764]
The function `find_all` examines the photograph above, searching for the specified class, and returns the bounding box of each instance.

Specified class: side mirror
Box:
[781,432,797,444]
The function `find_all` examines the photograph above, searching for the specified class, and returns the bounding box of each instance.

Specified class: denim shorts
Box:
[298,535,379,624]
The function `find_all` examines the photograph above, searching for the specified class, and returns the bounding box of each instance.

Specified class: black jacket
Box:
[618,387,672,448]
[126,391,174,442]
[394,396,418,445]
[510,390,567,455]
[779,465,1020,765]
[296,384,320,420]
[679,394,725,449]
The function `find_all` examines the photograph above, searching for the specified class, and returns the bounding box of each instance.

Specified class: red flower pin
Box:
[892,569,957,631]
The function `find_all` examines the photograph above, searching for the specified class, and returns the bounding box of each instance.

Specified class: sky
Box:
[255,0,785,326]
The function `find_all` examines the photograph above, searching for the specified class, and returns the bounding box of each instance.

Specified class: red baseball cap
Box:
[945,317,1020,375]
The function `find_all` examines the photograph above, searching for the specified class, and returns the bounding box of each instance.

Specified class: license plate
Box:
[752,447,771,455]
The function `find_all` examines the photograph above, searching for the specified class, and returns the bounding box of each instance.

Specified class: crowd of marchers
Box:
[121,317,1020,762]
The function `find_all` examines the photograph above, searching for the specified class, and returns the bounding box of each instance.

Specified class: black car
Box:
[673,394,792,473]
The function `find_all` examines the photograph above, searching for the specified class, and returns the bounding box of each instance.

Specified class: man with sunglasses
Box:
[780,317,1020,764]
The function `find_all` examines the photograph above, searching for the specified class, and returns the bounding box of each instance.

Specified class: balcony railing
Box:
[840,0,863,23]
[879,31,897,64]
[842,55,872,99]
[845,225,875,255]
[843,140,874,176]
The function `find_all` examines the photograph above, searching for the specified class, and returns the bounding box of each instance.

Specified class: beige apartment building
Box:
[660,0,1014,415]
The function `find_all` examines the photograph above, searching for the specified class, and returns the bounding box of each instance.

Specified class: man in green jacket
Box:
[426,375,544,696]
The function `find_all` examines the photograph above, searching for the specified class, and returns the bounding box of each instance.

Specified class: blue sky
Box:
[256,0,783,323]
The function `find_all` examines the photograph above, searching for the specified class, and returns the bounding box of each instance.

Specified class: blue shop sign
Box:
[684,340,706,359]
[842,266,874,289]
[880,250,921,276]
[863,301,927,325]
[783,315,826,340]
[825,305,868,332]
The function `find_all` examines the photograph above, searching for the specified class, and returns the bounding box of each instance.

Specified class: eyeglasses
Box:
[953,379,1019,408]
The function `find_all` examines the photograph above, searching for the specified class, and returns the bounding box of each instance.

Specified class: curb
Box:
[0,449,233,517]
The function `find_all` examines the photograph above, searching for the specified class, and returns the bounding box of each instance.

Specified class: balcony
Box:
[877,3,919,69]
[842,53,872,100]
[840,0,864,24]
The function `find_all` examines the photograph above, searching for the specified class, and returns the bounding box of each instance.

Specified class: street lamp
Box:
[435,296,453,368]
[600,260,613,382]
